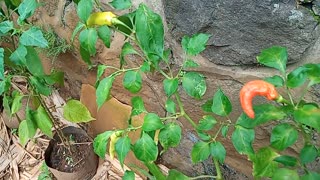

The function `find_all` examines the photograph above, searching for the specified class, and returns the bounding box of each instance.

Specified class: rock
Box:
[163,0,319,65]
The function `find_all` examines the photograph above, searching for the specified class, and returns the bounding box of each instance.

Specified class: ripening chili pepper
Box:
[86,12,117,26]
[240,80,279,119]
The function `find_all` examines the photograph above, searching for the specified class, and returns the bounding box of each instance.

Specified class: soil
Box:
[48,132,92,173]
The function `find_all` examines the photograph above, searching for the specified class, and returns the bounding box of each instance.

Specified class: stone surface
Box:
[163,0,320,65]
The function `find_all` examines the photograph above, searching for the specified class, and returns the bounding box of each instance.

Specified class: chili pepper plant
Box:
[0,0,94,160]
[74,0,320,179]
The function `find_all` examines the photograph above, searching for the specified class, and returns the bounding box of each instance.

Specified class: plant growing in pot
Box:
[1,0,98,179]
[74,0,320,179]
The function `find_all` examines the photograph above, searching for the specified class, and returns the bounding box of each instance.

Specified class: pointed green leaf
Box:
[211,88,232,116]
[163,78,178,97]
[264,75,284,87]
[287,66,307,88]
[131,96,147,116]
[191,141,210,163]
[301,171,320,180]
[181,33,210,56]
[120,42,139,68]
[273,155,297,167]
[272,168,299,180]
[300,145,318,164]
[197,115,217,131]
[257,46,287,73]
[115,136,131,167]
[231,125,254,155]
[9,45,27,65]
[133,132,158,162]
[96,76,115,109]
[140,61,150,72]
[251,147,279,178]
[123,170,135,180]
[221,125,229,138]
[165,99,176,114]
[183,59,199,68]
[142,113,164,131]
[167,169,189,180]
[270,123,298,151]
[182,72,206,99]
[63,100,94,123]
[11,92,23,115]
[0,20,13,34]
[34,105,53,138]
[197,131,211,141]
[79,28,98,56]
[93,130,114,159]
[159,123,181,152]
[20,27,48,48]
[135,4,164,57]
[210,141,226,163]
[0,48,4,80]
[71,22,85,43]
[19,120,31,146]
[77,0,93,23]
[123,70,142,93]
[110,0,132,10]
[98,25,111,48]
[201,99,213,113]
[25,46,45,76]
[29,76,51,96]
[25,108,37,138]
[80,45,91,66]
[42,71,64,86]
[18,0,37,24]
[304,63,320,86]
[294,105,320,132]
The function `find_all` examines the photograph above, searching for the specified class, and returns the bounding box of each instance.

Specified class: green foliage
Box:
[93,130,114,159]
[131,96,147,116]
[256,46,287,74]
[115,136,131,167]
[122,170,135,180]
[159,123,181,152]
[251,147,279,178]
[63,100,94,123]
[210,141,226,163]
[96,76,115,109]
[38,162,53,180]
[270,123,298,151]
[211,88,232,116]
[182,33,210,56]
[123,70,142,93]
[163,78,178,97]
[197,115,217,131]
[142,113,164,131]
[191,141,210,163]
[77,0,93,23]
[20,27,48,48]
[133,132,158,162]
[110,0,132,10]
[182,72,206,99]
[231,125,254,155]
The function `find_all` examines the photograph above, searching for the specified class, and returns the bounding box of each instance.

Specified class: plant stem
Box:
[213,158,223,180]
[175,93,197,129]
[190,175,217,180]
[295,81,312,108]
[144,162,166,180]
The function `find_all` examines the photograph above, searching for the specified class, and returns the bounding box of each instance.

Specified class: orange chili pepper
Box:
[240,80,279,119]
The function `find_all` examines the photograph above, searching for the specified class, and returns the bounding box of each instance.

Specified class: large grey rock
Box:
[164,0,319,65]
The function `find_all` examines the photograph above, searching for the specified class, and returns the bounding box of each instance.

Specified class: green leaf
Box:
[115,136,131,167]
[304,63,320,86]
[231,125,254,155]
[181,33,210,56]
[182,72,206,99]
[300,145,318,164]
[63,100,94,123]
[287,66,307,88]
[301,171,320,180]
[71,22,85,43]
[42,71,64,86]
[201,99,213,113]
[272,168,299,180]
[0,48,4,80]
[270,123,298,151]
[211,88,232,116]
[131,96,147,116]
[11,92,23,115]
[96,76,115,109]
[273,155,297,167]
[264,75,284,87]
[159,123,181,152]
[80,45,91,66]
[79,28,98,56]
[18,0,37,24]
[191,141,210,163]
[25,46,45,76]
[140,61,150,72]
[142,113,164,131]
[165,99,176,114]
[34,105,53,138]
[197,115,217,131]
[0,20,13,34]
[77,0,93,23]
[237,104,287,129]
[19,120,31,146]
[120,42,139,68]
[163,78,178,97]
[251,147,279,178]
[25,108,37,138]
[96,65,107,82]
[110,0,132,10]
[93,130,114,159]
[122,170,135,180]
[135,4,164,57]
[98,25,111,48]
[256,46,287,73]
[133,132,158,162]
[162,49,171,64]
[210,141,226,163]
[9,45,27,65]
[183,59,199,68]
[29,76,51,96]
[221,125,229,138]
[123,70,142,93]
[20,27,48,48]
[167,169,189,180]
[197,131,211,141]
[294,105,320,132]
